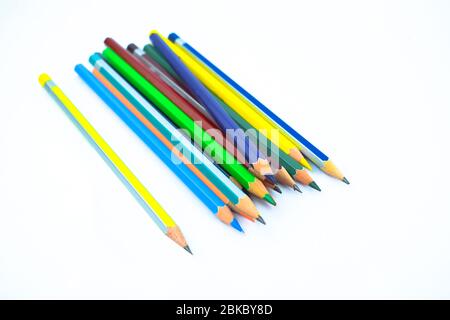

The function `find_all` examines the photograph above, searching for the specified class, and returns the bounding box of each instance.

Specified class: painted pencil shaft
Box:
[38,73,189,252]
[75,64,240,231]
[150,33,276,183]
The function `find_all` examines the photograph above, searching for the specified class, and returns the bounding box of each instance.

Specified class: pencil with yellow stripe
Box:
[39,73,192,254]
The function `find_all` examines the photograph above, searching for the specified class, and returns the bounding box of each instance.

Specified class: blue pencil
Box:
[168,33,348,183]
[75,64,243,232]
[150,33,277,185]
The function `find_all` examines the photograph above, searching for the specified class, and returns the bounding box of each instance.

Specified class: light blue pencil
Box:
[75,64,243,231]
[39,73,191,253]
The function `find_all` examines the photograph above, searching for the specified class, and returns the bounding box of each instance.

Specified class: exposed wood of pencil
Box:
[275,167,298,189]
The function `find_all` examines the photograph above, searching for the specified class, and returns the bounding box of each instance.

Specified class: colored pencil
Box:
[38,73,191,253]
[149,31,310,170]
[75,64,243,232]
[90,54,262,222]
[150,33,277,185]
[129,44,297,191]
[101,40,276,205]
[169,33,348,183]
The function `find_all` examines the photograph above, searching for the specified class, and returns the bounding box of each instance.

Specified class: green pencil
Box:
[102,47,275,204]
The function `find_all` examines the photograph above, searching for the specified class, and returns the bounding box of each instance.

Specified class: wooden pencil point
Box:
[309,181,321,191]
[321,160,345,181]
[230,218,244,233]
[288,148,303,163]
[263,194,277,206]
[167,226,189,251]
[293,169,315,186]
[275,166,296,187]
[216,205,235,226]
[256,216,266,225]
[264,174,278,185]
[251,158,274,176]
[299,157,313,170]
[233,196,259,220]
[272,185,282,194]
[247,179,271,199]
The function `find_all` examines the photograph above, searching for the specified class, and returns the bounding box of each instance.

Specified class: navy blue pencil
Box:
[150,33,277,185]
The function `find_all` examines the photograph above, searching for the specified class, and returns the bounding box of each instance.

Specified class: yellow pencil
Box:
[149,30,312,170]
[39,73,191,254]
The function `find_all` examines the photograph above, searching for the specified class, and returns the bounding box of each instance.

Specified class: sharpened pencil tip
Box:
[256,216,266,225]
[184,245,193,255]
[273,185,282,194]
[265,174,277,185]
[309,181,321,191]
[230,218,244,233]
[263,194,277,206]
[342,177,350,185]
[293,184,302,193]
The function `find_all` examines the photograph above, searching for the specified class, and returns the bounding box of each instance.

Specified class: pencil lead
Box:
[309,181,321,192]
[299,157,313,170]
[265,174,277,185]
[230,218,244,233]
[263,194,277,206]
[256,216,266,225]
[342,177,350,185]
[184,245,193,255]
[272,185,282,194]
[293,184,302,193]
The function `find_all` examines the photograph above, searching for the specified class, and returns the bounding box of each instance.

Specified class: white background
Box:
[1,0,449,299]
